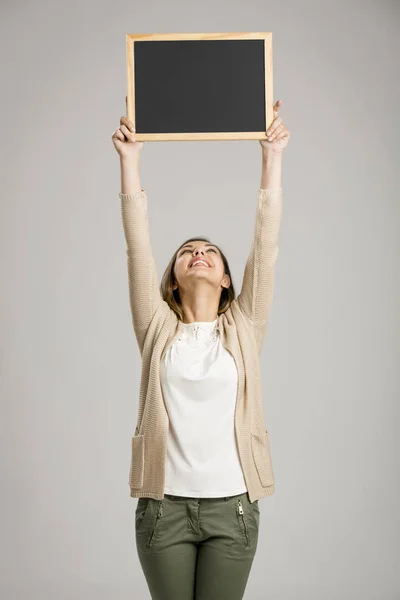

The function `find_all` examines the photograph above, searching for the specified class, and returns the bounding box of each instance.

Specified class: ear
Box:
[222,274,231,289]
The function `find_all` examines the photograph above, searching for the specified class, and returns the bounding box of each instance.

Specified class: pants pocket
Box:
[135,498,150,533]
[251,500,260,532]
[236,498,250,547]
[146,500,164,548]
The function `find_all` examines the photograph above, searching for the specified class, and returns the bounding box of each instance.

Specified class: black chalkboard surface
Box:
[126,32,274,141]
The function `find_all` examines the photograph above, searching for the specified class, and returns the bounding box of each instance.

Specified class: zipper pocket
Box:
[146,501,164,547]
[237,499,250,546]
[135,498,149,532]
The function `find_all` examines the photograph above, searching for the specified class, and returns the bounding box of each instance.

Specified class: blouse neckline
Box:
[180,319,219,344]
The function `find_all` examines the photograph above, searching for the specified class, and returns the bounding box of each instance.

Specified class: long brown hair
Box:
[160,236,236,321]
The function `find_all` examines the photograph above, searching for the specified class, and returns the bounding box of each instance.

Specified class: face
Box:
[173,240,230,293]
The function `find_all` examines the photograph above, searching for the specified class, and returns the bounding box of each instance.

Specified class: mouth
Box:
[189,259,210,268]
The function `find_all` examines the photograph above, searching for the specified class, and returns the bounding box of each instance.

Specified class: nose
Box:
[193,248,205,256]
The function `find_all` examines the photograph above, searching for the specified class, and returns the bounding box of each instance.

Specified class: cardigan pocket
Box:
[129,434,145,489]
[251,430,275,487]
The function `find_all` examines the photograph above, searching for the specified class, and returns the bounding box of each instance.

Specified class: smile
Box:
[190,260,210,268]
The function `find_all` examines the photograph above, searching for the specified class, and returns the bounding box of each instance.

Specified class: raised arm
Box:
[236,180,283,352]
[119,188,164,352]
[236,102,290,352]
[112,116,164,353]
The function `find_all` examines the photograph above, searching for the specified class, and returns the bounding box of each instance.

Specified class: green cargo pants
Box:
[135,491,260,599]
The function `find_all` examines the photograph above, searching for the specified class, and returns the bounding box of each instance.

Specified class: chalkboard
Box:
[125,32,274,142]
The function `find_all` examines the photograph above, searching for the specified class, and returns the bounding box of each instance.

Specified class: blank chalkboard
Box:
[125,32,274,141]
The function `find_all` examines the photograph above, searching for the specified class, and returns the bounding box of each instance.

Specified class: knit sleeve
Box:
[119,190,165,351]
[236,188,283,351]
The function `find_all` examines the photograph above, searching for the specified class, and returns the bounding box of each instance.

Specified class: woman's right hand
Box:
[112,100,144,160]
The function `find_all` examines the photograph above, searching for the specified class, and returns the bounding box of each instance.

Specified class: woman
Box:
[111,99,290,599]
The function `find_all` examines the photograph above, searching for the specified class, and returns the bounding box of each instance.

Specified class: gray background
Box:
[1,0,399,598]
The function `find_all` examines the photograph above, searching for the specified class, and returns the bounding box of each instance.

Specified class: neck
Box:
[179,291,219,324]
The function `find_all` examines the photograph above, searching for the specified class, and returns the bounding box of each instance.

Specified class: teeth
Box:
[191,260,208,267]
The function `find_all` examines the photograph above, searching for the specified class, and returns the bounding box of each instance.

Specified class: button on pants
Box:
[134,491,260,600]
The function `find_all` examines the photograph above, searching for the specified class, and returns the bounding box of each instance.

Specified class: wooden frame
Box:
[126,31,273,141]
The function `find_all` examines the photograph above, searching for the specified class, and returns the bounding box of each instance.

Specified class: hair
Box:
[160,236,236,321]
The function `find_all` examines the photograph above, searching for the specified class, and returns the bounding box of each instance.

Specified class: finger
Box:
[120,123,135,141]
[112,129,125,141]
[273,99,281,116]
[120,116,135,132]
[273,128,289,142]
[266,117,283,138]
[269,122,285,140]
[266,120,275,136]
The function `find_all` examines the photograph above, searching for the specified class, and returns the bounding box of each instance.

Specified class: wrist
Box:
[262,149,283,162]
[120,154,140,168]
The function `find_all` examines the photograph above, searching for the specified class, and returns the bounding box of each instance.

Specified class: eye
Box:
[180,247,217,256]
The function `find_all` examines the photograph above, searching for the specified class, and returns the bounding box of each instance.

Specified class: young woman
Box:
[112,99,290,599]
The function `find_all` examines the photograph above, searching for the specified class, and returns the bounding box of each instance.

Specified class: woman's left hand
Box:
[259,100,291,153]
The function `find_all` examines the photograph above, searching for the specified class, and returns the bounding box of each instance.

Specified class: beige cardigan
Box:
[119,187,283,503]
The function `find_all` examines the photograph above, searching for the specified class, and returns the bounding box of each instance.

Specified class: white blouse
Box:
[160,318,247,497]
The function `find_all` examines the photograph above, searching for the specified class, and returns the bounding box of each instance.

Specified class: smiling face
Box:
[173,240,231,293]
